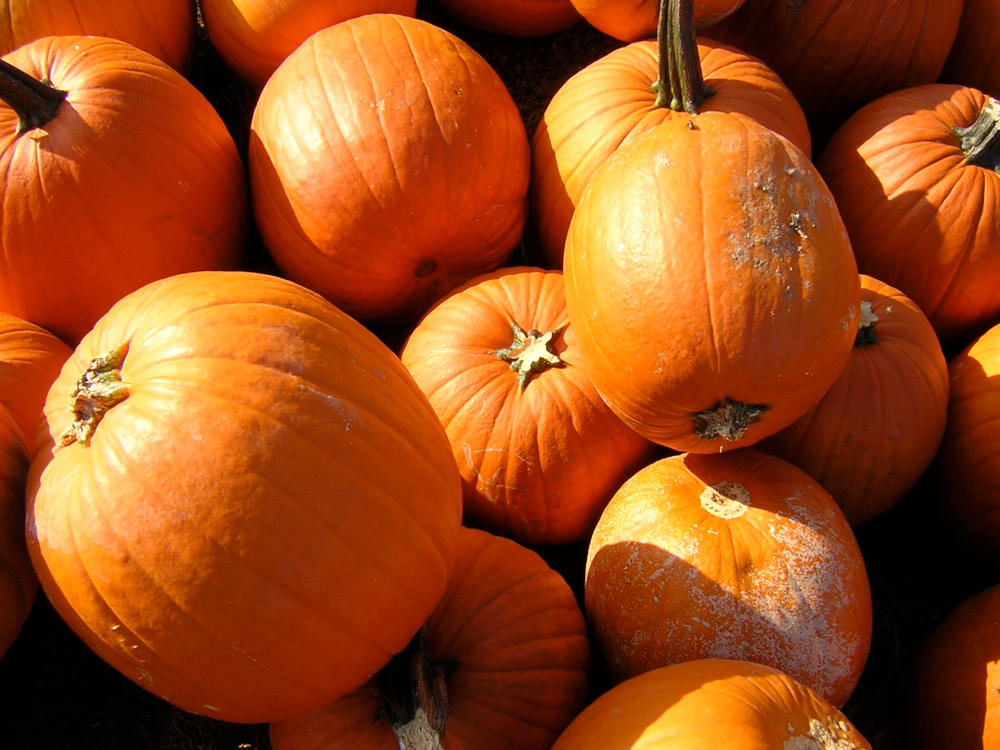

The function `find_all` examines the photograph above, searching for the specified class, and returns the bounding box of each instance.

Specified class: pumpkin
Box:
[249,14,530,328]
[908,583,1000,750]
[0,313,71,449]
[400,267,654,546]
[0,0,196,71]
[760,275,949,527]
[942,0,1000,100]
[428,0,581,37]
[0,36,247,345]
[818,84,1000,346]
[199,0,418,89]
[569,0,745,42]
[550,658,872,750]
[531,0,810,268]
[585,449,872,707]
[0,403,32,659]
[25,270,463,723]
[270,525,590,750]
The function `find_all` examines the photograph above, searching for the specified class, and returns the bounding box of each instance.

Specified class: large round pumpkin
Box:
[400,267,653,546]
[0,403,33,659]
[585,449,872,707]
[26,270,463,723]
[0,36,247,344]
[249,14,530,327]
[270,526,590,750]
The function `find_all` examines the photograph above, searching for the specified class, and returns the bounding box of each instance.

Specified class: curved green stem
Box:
[956,97,1000,172]
[653,0,714,111]
[0,57,66,134]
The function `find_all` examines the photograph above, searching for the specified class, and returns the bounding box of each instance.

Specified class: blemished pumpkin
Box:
[199,0,417,89]
[25,270,463,724]
[531,0,810,268]
[400,267,654,546]
[0,404,33,659]
[0,36,247,345]
[249,14,530,328]
[428,0,581,37]
[569,0,745,42]
[269,526,590,750]
[818,84,1000,346]
[942,0,1000,100]
[0,0,196,71]
[585,449,872,708]
[760,275,950,528]
[550,658,872,750]
[908,583,1000,750]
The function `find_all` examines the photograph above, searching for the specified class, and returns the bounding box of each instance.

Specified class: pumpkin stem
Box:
[955,97,1000,171]
[653,0,714,111]
[492,321,567,391]
[59,343,131,448]
[855,300,879,346]
[0,58,66,134]
[691,397,770,442]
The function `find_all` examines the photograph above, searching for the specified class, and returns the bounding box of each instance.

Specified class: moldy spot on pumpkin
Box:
[783,717,861,749]
[700,481,751,518]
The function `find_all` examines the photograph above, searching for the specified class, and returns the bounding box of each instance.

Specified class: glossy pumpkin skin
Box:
[908,584,1000,750]
[0,36,247,345]
[200,0,417,88]
[0,404,33,659]
[819,84,1000,346]
[569,0,745,42]
[943,0,1000,99]
[270,526,590,750]
[585,450,872,707]
[551,658,872,750]
[429,0,580,37]
[26,271,463,724]
[0,0,196,71]
[401,267,653,546]
[761,275,949,527]
[249,14,530,327]
[564,113,860,452]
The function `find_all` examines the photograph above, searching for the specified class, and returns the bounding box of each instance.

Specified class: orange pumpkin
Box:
[249,14,530,328]
[551,659,872,749]
[585,449,872,707]
[569,0,745,42]
[270,526,590,750]
[0,36,247,345]
[26,270,463,723]
[199,0,417,89]
[400,267,654,546]
[942,0,1000,99]
[428,0,581,37]
[0,0,196,71]
[818,84,1000,346]
[0,403,32,659]
[761,275,949,527]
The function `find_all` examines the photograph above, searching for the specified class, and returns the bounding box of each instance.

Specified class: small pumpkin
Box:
[26,270,463,723]
[0,403,33,659]
[569,0,745,42]
[400,267,654,546]
[585,449,872,707]
[428,0,581,37]
[270,525,590,750]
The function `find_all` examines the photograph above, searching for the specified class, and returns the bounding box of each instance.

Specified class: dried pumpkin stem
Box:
[0,58,66,134]
[855,300,879,346]
[492,321,566,390]
[691,397,770,442]
[653,0,714,111]
[59,343,131,447]
[955,97,1000,171]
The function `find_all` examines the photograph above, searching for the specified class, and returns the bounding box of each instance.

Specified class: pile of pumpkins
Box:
[2,0,1000,748]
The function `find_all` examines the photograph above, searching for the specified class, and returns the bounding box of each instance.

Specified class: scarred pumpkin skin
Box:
[0,36,247,345]
[400,267,654,546]
[249,14,530,328]
[199,0,417,88]
[26,270,463,724]
[429,0,581,37]
[550,659,872,750]
[0,404,33,659]
[0,0,196,71]
[563,113,860,453]
[531,36,811,268]
[569,0,745,42]
[818,84,1000,346]
[270,526,590,750]
[585,450,872,708]
[761,275,949,528]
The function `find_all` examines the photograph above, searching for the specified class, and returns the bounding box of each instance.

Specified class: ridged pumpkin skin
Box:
[249,14,530,327]
[400,267,653,546]
[270,526,590,750]
[0,0,196,71]
[200,0,417,88]
[819,84,1000,346]
[569,0,745,42]
[551,659,872,750]
[761,275,949,527]
[0,404,33,659]
[908,584,1000,750]
[0,36,247,345]
[564,113,860,453]
[531,37,811,268]
[585,450,872,707]
[26,271,463,724]
[429,0,581,37]
[0,313,71,448]
[943,0,1000,99]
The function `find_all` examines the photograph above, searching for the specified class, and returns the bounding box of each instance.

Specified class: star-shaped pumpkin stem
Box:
[493,321,567,391]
